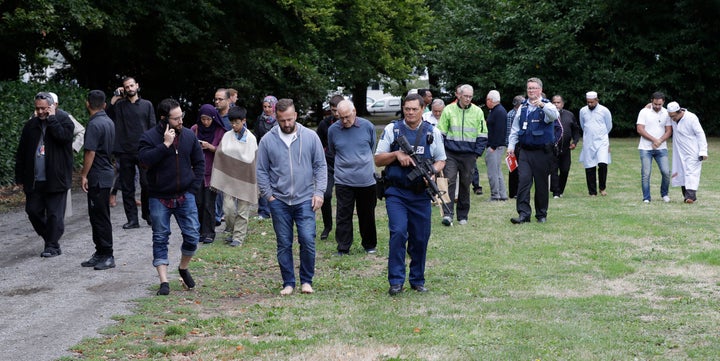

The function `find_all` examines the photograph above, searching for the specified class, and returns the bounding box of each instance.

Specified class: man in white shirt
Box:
[421,98,444,126]
[636,92,672,203]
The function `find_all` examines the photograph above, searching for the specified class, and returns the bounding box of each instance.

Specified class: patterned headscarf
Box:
[196,104,224,142]
[261,95,278,124]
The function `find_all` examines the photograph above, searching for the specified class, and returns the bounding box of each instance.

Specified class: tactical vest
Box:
[517,99,555,148]
[385,120,434,188]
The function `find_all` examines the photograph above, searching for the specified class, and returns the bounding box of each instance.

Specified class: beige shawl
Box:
[210,129,258,202]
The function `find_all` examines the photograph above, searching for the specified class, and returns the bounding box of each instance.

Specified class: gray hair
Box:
[512,95,525,107]
[458,84,474,95]
[34,92,55,106]
[527,77,543,89]
[486,90,500,103]
[431,98,445,108]
[337,99,355,112]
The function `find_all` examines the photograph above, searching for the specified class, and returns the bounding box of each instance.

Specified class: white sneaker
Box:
[662,196,670,203]
[643,200,650,203]
[458,219,468,225]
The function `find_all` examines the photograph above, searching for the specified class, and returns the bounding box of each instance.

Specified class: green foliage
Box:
[0,80,88,185]
[428,0,720,135]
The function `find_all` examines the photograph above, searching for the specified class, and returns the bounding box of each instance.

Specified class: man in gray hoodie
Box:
[256,98,327,296]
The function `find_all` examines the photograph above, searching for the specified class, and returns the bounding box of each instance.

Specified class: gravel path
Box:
[0,190,184,361]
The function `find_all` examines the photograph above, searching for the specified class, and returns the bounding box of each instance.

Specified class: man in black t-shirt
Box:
[80,90,116,270]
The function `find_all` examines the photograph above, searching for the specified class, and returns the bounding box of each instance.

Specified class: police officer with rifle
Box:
[374,93,447,296]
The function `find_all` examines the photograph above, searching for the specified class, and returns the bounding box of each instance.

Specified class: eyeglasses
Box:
[35,93,50,100]
[168,112,185,122]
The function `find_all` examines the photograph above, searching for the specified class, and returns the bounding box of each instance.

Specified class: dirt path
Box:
[0,190,183,361]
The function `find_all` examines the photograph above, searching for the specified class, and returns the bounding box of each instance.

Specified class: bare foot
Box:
[301,283,313,294]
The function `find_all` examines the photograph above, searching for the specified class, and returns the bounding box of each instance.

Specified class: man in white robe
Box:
[667,101,707,203]
[579,91,612,196]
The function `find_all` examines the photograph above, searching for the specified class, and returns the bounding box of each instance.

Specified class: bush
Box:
[0,81,89,185]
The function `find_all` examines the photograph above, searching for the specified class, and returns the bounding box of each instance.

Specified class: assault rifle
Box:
[395,134,451,214]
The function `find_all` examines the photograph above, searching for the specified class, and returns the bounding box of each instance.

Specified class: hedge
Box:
[0,81,90,185]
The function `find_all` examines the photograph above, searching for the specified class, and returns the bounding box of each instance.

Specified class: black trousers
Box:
[585,163,608,195]
[25,187,67,251]
[87,187,113,255]
[550,149,572,196]
[516,147,552,219]
[444,151,477,221]
[117,152,149,223]
[195,186,217,240]
[508,148,521,198]
[321,169,335,232]
[335,184,377,252]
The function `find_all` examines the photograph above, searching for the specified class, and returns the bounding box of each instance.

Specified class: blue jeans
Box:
[269,199,316,288]
[385,187,431,287]
[149,192,200,267]
[640,149,670,201]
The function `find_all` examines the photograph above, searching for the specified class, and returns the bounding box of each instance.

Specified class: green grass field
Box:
[64,137,720,361]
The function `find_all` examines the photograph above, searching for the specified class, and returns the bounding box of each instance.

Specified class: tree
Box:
[428,0,720,135]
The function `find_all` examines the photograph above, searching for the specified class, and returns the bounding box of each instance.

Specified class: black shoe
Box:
[411,284,428,292]
[334,251,349,257]
[94,256,116,270]
[122,221,140,229]
[537,217,547,223]
[365,248,377,254]
[510,217,530,224]
[40,248,62,258]
[388,284,404,296]
[81,253,102,267]
[179,268,195,289]
[157,282,170,296]
[215,220,221,227]
[320,228,331,240]
[474,187,483,195]
[202,237,215,244]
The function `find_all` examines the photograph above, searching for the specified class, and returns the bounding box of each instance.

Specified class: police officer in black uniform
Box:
[507,78,559,224]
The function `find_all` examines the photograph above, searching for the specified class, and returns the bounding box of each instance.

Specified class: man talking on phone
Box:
[15,92,75,257]
[107,76,156,229]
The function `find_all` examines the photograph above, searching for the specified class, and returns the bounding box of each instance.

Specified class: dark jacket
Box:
[138,123,204,198]
[557,109,581,154]
[15,110,74,193]
[254,114,276,142]
[316,115,337,170]
[487,103,508,149]
[107,97,156,154]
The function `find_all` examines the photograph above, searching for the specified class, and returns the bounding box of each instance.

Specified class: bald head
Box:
[337,100,357,128]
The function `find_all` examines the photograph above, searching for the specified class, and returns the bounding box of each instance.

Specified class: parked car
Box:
[367,97,402,114]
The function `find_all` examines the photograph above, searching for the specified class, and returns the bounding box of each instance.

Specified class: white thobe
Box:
[671,110,707,190]
[579,104,612,168]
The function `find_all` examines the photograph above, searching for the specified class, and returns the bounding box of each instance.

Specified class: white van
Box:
[366,97,402,115]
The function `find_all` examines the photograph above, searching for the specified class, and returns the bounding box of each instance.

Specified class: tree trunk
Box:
[352,83,369,116]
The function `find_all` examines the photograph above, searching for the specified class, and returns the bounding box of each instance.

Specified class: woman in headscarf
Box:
[253,95,277,219]
[191,104,226,243]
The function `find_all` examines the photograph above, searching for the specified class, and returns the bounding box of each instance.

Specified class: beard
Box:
[280,124,296,134]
